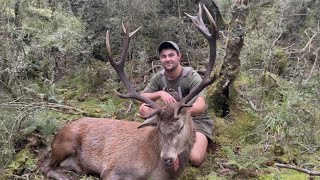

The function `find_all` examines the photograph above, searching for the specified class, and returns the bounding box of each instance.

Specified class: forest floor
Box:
[2,93,319,180]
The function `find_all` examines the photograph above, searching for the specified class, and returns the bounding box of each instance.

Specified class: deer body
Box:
[41,104,195,180]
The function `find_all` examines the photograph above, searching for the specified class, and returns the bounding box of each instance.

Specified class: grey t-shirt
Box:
[142,67,205,99]
[142,67,213,139]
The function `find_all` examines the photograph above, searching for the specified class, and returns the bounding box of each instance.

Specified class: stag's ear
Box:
[138,115,159,129]
[174,103,193,120]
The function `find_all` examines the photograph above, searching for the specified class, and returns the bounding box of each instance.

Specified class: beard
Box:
[163,62,179,72]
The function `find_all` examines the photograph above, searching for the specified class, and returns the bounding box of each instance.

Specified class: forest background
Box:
[0,0,319,179]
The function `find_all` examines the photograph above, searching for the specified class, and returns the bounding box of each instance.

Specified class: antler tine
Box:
[106,24,161,119]
[180,4,218,106]
[119,22,142,66]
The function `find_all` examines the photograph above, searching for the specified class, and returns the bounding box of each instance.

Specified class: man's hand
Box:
[139,91,177,116]
[159,91,177,104]
[140,91,176,104]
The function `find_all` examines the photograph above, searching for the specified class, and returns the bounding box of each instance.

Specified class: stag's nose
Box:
[163,158,173,167]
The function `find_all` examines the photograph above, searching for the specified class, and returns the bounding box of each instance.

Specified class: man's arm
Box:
[185,70,207,116]
[139,91,177,116]
[189,96,206,116]
[141,92,162,101]
[141,91,177,104]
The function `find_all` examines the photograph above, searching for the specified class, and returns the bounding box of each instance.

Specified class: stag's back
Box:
[53,118,161,176]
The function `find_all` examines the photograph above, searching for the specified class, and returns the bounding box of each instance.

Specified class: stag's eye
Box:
[178,125,184,134]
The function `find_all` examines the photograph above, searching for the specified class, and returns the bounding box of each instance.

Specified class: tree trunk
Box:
[14,0,21,27]
[207,3,249,117]
[51,0,57,19]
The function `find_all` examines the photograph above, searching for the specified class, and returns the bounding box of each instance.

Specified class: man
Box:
[139,41,213,166]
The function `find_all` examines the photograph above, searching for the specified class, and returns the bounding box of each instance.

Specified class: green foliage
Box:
[222,146,268,171]
[99,99,118,118]
[259,170,309,180]
[273,49,289,76]
[57,93,135,120]
[198,171,223,180]
[0,0,13,15]
[23,7,86,53]
[258,72,320,148]
[0,1,90,98]
[12,110,66,142]
[1,147,37,179]
[61,61,117,99]
[215,0,233,18]
[231,68,319,151]
[228,68,319,178]
[0,105,74,171]
[29,115,61,140]
[214,104,260,145]
[0,108,26,169]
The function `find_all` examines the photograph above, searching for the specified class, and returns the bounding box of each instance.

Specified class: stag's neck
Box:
[146,127,162,155]
[177,121,196,175]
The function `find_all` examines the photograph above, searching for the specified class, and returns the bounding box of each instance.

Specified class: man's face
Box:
[159,49,181,72]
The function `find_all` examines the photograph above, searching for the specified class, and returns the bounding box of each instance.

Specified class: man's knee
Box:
[139,103,152,116]
[189,132,208,166]
[189,153,206,167]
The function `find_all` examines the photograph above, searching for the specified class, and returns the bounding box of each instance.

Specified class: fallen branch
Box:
[0,101,88,115]
[238,90,265,112]
[275,163,320,176]
[125,100,134,114]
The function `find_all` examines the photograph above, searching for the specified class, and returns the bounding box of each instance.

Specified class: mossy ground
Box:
[2,72,320,179]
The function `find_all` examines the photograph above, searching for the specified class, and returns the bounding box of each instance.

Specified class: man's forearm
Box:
[141,92,162,101]
[189,96,206,116]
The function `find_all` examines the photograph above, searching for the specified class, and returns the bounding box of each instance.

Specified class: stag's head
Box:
[138,102,195,168]
[106,3,217,169]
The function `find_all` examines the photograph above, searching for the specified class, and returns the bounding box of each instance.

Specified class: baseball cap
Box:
[158,41,180,54]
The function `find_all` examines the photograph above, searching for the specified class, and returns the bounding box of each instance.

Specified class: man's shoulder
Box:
[150,71,163,81]
[181,67,193,77]
[183,67,201,79]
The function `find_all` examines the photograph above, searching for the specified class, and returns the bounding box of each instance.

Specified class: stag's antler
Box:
[175,4,218,118]
[106,22,161,119]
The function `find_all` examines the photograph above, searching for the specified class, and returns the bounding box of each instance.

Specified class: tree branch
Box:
[0,101,88,115]
[275,163,320,176]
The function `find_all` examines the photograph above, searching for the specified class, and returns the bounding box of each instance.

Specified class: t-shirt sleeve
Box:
[188,70,206,97]
[142,73,161,93]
